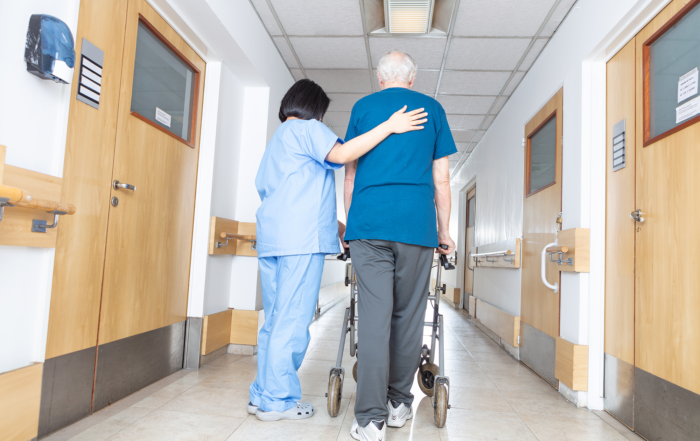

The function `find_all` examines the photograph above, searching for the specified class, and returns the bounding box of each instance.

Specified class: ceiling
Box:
[249,0,577,173]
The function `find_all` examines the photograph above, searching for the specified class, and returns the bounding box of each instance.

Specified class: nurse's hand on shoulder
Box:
[387,106,428,134]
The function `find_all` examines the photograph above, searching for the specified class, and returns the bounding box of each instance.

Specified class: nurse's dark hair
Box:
[278,79,330,123]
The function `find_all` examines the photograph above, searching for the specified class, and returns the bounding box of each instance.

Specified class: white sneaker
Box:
[386,399,413,428]
[247,402,258,415]
[350,419,386,441]
[255,401,314,421]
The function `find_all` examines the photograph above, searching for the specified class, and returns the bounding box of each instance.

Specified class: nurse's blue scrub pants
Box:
[249,253,325,412]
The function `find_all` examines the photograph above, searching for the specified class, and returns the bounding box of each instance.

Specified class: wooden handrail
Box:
[0,184,76,215]
[545,246,569,254]
[471,249,512,258]
[220,232,256,241]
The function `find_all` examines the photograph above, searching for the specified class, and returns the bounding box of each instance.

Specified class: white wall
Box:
[0,1,80,374]
[449,0,667,409]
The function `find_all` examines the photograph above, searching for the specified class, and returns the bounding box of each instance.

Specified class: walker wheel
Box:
[434,382,448,427]
[417,362,439,397]
[352,360,358,382]
[327,374,343,417]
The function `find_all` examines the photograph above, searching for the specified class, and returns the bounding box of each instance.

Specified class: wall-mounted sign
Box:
[676,96,700,124]
[76,38,103,109]
[612,119,625,172]
[678,67,698,103]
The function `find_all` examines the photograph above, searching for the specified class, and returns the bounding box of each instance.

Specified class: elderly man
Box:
[343,51,456,441]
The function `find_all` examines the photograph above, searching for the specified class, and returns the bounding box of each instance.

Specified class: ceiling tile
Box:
[324,111,352,127]
[269,0,364,36]
[290,37,368,69]
[447,114,487,131]
[456,142,470,152]
[541,0,578,37]
[503,71,526,96]
[439,71,510,95]
[328,93,368,112]
[519,38,548,71]
[446,38,530,71]
[251,0,282,36]
[438,95,496,114]
[472,130,486,144]
[306,70,372,93]
[273,37,298,68]
[451,129,477,143]
[369,37,447,69]
[453,0,557,37]
[375,69,439,95]
[482,115,496,130]
[492,96,509,113]
[290,69,305,81]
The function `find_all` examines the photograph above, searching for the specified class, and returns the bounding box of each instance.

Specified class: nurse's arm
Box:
[325,106,427,164]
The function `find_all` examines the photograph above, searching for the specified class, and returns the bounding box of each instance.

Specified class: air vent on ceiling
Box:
[385,0,435,34]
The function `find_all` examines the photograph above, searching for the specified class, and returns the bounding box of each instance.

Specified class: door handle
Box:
[541,242,559,293]
[467,251,474,271]
[630,209,644,223]
[113,180,136,191]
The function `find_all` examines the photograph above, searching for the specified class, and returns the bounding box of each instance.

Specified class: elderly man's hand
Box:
[437,234,455,255]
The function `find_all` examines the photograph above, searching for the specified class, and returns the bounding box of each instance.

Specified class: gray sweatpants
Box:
[349,239,434,427]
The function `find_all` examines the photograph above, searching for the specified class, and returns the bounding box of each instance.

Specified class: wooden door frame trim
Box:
[642,0,700,146]
[525,109,558,198]
[129,14,201,149]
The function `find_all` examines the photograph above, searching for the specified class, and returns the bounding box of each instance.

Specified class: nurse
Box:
[250,79,427,421]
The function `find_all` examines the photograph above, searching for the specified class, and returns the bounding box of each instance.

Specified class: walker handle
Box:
[438,245,455,270]
[337,247,351,261]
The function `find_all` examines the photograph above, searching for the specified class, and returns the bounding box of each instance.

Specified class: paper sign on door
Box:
[676,96,700,124]
[155,107,172,127]
[678,68,698,103]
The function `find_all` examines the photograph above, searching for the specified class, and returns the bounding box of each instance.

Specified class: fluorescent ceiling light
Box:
[385,0,435,34]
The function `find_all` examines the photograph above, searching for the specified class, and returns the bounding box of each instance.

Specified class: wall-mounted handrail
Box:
[545,245,568,253]
[0,184,76,228]
[471,250,512,258]
[217,232,256,249]
[541,242,559,293]
[545,244,573,266]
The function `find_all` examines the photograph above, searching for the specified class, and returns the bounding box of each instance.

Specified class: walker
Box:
[326,245,454,427]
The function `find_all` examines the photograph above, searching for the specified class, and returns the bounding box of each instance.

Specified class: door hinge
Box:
[517,335,521,345]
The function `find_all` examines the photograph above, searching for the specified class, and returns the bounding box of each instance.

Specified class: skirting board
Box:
[0,362,43,441]
[430,278,460,305]
[201,309,232,355]
[475,299,519,347]
[555,337,588,391]
[468,295,476,316]
[231,310,260,345]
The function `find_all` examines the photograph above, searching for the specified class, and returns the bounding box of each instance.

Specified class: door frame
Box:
[457,177,476,310]
[579,0,672,410]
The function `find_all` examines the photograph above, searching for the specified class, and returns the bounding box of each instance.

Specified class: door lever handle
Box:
[630,209,644,223]
[113,180,136,191]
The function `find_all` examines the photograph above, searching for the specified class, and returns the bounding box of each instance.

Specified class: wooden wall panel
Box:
[209,217,239,255]
[520,89,563,339]
[236,223,258,257]
[555,228,590,273]
[468,295,476,316]
[45,0,130,359]
[635,0,700,395]
[476,299,520,347]
[0,166,62,248]
[555,337,588,391]
[201,310,233,355]
[605,39,637,365]
[0,363,43,441]
[0,145,6,183]
[230,310,259,345]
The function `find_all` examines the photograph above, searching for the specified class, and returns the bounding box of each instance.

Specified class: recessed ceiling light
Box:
[385,0,435,34]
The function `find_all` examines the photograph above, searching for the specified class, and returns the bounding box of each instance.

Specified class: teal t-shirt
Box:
[344,87,457,248]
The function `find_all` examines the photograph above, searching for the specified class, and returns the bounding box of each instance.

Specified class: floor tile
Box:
[447,387,515,413]
[106,410,244,441]
[206,353,243,369]
[228,418,341,441]
[506,390,599,420]
[160,385,251,418]
[438,409,537,440]
[69,407,154,441]
[520,413,630,441]
[198,365,258,391]
[470,351,518,364]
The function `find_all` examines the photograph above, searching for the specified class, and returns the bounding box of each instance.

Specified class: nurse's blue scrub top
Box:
[255,119,343,258]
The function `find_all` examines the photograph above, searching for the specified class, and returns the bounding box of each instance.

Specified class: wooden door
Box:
[98,0,205,345]
[604,38,636,429]
[519,89,563,386]
[463,187,476,299]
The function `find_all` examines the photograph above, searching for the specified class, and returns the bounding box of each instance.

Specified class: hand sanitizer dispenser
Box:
[24,14,75,84]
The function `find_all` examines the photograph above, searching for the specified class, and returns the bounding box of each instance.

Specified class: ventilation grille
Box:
[386,0,434,34]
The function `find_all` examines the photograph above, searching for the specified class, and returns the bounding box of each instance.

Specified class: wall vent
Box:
[385,0,435,34]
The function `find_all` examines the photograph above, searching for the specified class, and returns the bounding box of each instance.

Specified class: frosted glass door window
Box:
[131,21,196,142]
[528,116,556,195]
[467,197,475,227]
[648,3,700,139]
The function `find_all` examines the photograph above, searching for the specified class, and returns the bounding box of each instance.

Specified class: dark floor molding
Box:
[519,322,556,387]
[603,353,634,429]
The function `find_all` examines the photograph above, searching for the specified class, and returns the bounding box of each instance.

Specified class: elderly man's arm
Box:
[342,160,357,249]
[433,156,455,255]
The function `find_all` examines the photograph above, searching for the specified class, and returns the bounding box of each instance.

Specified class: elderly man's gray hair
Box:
[377,50,417,85]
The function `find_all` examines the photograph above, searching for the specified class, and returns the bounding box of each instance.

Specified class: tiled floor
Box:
[44,299,643,441]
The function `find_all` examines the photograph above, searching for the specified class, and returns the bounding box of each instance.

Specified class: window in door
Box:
[645,0,700,144]
[467,195,475,228]
[130,17,199,146]
[526,115,557,196]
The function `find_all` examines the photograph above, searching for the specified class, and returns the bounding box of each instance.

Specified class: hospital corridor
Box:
[2,0,700,440]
